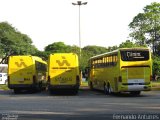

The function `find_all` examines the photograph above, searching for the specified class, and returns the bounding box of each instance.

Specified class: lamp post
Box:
[72,1,87,59]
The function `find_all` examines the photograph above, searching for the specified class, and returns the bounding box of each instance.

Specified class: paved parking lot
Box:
[0,87,160,120]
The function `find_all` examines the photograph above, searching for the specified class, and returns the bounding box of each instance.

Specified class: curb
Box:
[152,87,160,91]
[151,82,160,91]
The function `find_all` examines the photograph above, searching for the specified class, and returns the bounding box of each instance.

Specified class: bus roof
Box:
[9,55,47,64]
[89,47,149,60]
[50,53,77,56]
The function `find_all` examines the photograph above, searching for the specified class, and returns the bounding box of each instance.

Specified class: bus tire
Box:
[72,89,78,95]
[108,84,112,94]
[104,83,111,95]
[38,82,43,91]
[14,89,20,94]
[49,89,56,94]
[104,84,108,95]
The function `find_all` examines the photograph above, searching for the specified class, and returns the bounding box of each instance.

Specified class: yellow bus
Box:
[48,53,80,94]
[8,55,47,93]
[88,48,152,95]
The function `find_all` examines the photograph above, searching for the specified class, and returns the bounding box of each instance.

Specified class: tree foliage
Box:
[129,2,160,55]
[0,22,37,63]
[119,40,145,48]
[44,42,71,53]
[107,45,118,52]
[81,45,108,70]
[83,45,108,56]
[152,56,160,79]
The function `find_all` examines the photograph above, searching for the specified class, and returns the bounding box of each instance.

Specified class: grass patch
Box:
[80,81,88,87]
[0,84,9,90]
[151,81,160,90]
[151,81,160,87]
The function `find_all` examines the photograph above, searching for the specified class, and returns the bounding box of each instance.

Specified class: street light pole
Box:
[72,1,87,59]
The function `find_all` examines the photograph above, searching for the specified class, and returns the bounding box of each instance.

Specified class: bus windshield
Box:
[120,50,149,61]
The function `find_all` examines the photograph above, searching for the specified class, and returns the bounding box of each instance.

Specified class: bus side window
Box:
[104,57,106,67]
[110,56,113,66]
[111,55,114,66]
[98,59,100,68]
[112,55,115,66]
[115,55,117,65]
[93,60,95,68]
[35,61,47,71]
[109,56,111,66]
[96,59,98,68]
[114,55,118,66]
[107,57,109,67]
[95,60,97,68]
[100,58,103,67]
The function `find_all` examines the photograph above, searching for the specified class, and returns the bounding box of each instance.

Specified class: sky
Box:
[0,0,160,51]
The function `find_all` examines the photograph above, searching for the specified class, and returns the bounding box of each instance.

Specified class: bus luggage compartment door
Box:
[121,66,150,91]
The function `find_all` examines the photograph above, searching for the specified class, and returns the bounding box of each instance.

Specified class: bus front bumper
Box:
[48,84,79,90]
[8,84,36,89]
[119,84,151,92]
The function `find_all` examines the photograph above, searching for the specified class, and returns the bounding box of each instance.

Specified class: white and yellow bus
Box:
[8,55,47,93]
[48,53,80,94]
[88,48,152,95]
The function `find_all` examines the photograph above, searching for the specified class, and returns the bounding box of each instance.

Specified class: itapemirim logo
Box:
[56,56,70,66]
[15,59,27,67]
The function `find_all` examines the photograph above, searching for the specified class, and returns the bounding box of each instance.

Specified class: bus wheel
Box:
[108,84,112,94]
[72,89,78,95]
[14,89,20,94]
[49,89,55,94]
[104,84,108,95]
[104,83,111,95]
[130,91,141,96]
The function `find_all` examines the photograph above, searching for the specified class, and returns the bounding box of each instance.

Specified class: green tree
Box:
[33,50,49,61]
[44,42,72,54]
[83,45,108,56]
[119,40,145,48]
[107,45,118,51]
[0,22,37,63]
[129,2,160,55]
[152,56,160,80]
[81,45,108,70]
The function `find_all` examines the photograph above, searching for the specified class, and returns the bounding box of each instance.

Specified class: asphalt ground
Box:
[0,87,160,120]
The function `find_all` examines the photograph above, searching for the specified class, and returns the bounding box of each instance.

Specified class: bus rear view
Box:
[119,48,152,95]
[48,53,80,94]
[8,55,47,93]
